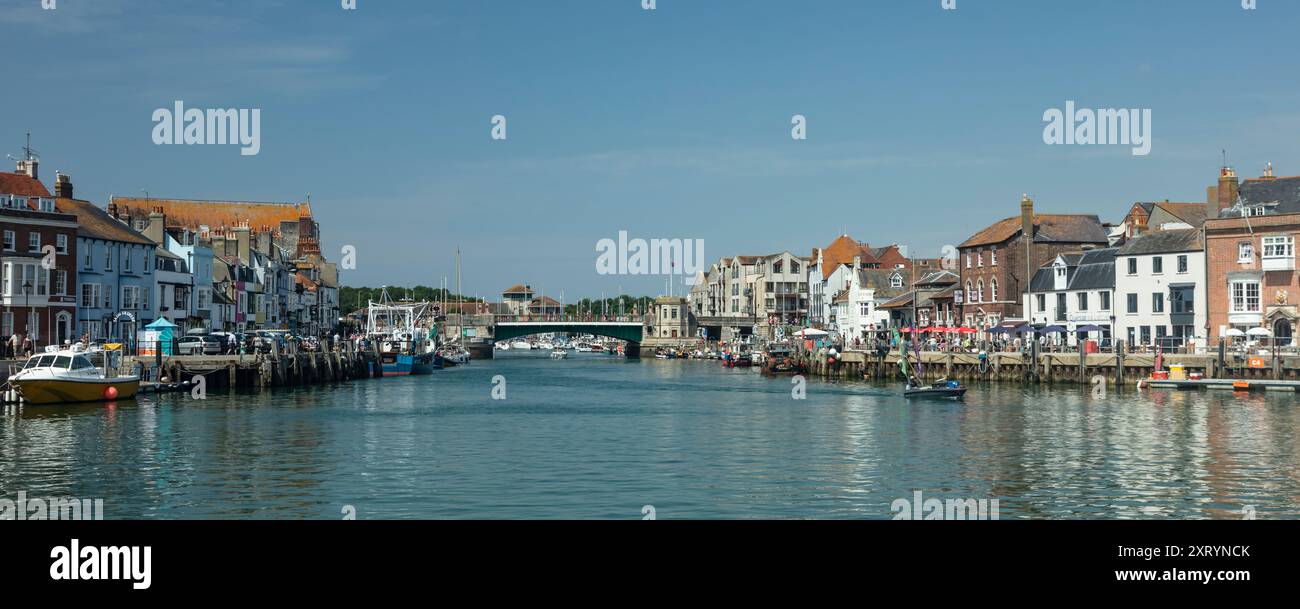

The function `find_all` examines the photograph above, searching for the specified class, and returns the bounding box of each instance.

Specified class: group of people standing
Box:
[1,334,35,359]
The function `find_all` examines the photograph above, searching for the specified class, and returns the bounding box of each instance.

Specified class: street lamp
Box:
[21,280,32,348]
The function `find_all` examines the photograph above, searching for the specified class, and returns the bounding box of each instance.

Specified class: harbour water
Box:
[2,352,1297,519]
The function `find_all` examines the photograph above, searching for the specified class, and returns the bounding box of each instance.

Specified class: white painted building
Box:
[1114,229,1206,351]
[1023,248,1118,347]
[833,266,908,340]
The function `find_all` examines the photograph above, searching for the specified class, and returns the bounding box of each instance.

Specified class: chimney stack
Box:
[145,207,166,245]
[1020,194,1035,239]
[1262,162,1275,180]
[1216,167,1239,214]
[1021,194,1035,311]
[15,158,37,180]
[853,255,861,272]
[54,172,73,199]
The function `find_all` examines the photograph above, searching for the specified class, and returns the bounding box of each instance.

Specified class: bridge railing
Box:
[493,314,650,324]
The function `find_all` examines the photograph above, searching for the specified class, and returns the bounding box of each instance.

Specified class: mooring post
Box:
[1115,340,1125,386]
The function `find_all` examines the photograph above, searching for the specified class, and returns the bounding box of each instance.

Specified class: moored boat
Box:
[9,344,140,405]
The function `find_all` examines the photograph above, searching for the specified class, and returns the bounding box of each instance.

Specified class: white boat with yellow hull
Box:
[9,344,140,405]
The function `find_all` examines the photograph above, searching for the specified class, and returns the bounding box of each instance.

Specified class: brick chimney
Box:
[1021,194,1035,307]
[1216,166,1239,215]
[54,172,73,199]
[1020,194,1035,240]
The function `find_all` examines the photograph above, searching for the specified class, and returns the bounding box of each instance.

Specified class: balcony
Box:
[1262,256,1295,272]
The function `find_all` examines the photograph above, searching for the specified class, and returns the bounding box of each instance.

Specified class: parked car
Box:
[176,335,224,355]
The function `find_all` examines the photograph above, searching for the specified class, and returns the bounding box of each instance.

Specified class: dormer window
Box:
[38,198,54,212]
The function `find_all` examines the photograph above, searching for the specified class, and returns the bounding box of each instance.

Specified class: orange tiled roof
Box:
[111,197,312,231]
[503,284,533,295]
[816,235,880,280]
[0,172,52,199]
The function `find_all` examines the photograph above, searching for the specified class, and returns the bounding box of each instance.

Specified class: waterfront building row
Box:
[0,154,340,349]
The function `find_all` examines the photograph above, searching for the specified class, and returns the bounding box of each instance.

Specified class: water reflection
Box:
[1,355,1297,519]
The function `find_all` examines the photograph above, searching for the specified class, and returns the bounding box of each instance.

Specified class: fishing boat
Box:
[8,344,140,405]
[367,289,437,376]
[761,346,805,375]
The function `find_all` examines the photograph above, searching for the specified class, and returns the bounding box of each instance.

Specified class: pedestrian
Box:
[22,335,33,357]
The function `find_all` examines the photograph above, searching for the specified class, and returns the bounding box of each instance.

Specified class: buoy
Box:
[104,385,118,400]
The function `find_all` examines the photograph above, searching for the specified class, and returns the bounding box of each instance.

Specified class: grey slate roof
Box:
[1239,176,1300,214]
[1115,228,1202,256]
[1068,248,1117,290]
[1027,247,1117,293]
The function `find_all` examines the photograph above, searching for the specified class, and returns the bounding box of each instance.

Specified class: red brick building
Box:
[0,161,79,348]
[957,195,1109,331]
[1205,165,1300,344]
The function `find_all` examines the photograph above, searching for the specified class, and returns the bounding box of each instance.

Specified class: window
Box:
[990,278,998,301]
[966,281,973,302]
[1140,326,1152,345]
[1036,294,1046,312]
[890,274,903,289]
[790,261,800,274]
[55,234,68,255]
[1152,293,1164,313]
[28,232,39,253]
[1126,293,1138,314]
[80,284,100,308]
[1262,235,1294,259]
[977,252,983,267]
[1152,257,1163,274]
[1238,242,1254,263]
[123,249,132,273]
[965,254,971,269]
[105,246,112,271]
[1127,327,1136,346]
[2,231,12,251]
[121,285,140,310]
[1171,287,1194,314]
[976,279,984,303]
[1100,291,1111,311]
[83,243,93,269]
[1077,292,1088,311]
[1055,293,1067,321]
[990,249,997,266]
[773,260,783,274]
[1127,258,1137,275]
[54,271,65,296]
[1230,281,1261,313]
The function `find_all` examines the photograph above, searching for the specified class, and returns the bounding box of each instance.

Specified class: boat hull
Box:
[904,387,967,399]
[382,353,437,376]
[14,377,141,405]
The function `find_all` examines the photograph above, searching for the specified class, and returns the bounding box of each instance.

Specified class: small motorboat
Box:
[904,378,967,399]
[550,348,568,360]
[9,344,141,405]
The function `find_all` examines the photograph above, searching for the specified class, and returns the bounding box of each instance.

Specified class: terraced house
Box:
[110,196,340,335]
[1204,165,1300,345]
[58,193,156,343]
[0,163,78,347]
[958,195,1108,331]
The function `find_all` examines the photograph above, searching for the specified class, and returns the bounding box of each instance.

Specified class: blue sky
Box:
[2,0,1298,300]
